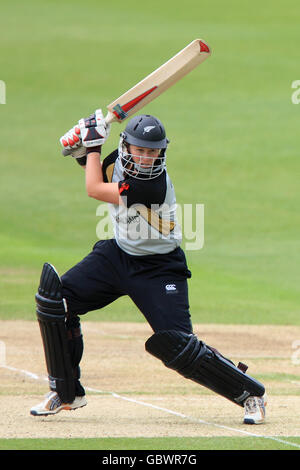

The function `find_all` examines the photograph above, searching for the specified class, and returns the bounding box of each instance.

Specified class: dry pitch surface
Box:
[0,321,300,439]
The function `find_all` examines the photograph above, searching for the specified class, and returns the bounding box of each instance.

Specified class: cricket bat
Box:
[62,39,211,155]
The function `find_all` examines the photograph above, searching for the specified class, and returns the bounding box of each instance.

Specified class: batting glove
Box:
[79,109,110,151]
[60,124,86,159]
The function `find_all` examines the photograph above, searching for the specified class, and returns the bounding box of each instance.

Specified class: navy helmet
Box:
[118,115,169,179]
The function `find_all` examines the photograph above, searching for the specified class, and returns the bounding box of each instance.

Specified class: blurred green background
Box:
[0,0,299,324]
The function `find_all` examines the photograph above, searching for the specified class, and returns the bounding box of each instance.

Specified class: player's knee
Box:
[35,262,67,318]
[145,330,206,375]
[145,330,265,406]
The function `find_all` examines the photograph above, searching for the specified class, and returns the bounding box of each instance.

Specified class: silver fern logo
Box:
[143,125,156,134]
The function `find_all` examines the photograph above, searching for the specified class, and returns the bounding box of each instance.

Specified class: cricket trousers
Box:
[61,239,193,397]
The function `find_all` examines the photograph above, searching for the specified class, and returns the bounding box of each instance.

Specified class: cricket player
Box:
[30,110,266,424]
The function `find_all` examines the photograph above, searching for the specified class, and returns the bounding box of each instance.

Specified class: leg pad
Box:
[35,263,75,403]
[145,330,265,406]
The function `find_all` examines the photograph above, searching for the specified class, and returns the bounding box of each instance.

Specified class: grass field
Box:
[0,0,300,452]
[2,436,300,451]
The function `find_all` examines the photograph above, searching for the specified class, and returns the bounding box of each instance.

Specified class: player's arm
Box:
[85,150,120,204]
[75,156,87,169]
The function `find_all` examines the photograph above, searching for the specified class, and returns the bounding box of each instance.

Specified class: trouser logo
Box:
[165,284,178,294]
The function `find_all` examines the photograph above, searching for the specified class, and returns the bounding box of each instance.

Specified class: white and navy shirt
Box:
[102,150,182,256]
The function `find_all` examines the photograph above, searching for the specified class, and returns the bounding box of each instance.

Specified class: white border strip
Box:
[2,364,300,449]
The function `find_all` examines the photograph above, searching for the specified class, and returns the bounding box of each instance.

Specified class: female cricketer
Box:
[30,109,266,424]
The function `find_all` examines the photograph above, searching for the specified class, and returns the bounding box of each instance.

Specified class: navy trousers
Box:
[62,239,193,334]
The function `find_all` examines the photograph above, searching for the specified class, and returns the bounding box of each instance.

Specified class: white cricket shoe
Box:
[30,391,87,416]
[243,394,267,424]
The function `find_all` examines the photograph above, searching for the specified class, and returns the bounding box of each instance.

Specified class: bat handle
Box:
[105,110,117,124]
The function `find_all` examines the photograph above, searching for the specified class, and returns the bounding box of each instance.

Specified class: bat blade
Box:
[62,39,211,155]
[105,39,211,123]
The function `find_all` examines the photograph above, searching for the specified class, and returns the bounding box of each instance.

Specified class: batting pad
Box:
[145,330,265,406]
[35,263,75,403]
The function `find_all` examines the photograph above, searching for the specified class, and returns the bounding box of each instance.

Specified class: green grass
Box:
[1,2,300,325]
[1,437,300,451]
[0,1,299,452]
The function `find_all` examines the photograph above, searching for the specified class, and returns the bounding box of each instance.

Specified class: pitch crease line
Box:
[2,364,300,449]
[95,389,300,449]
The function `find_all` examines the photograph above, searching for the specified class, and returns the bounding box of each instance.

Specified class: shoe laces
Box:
[245,397,259,413]
[45,391,62,408]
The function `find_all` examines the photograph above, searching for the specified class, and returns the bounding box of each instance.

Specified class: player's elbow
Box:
[87,188,98,199]
[86,182,120,204]
[86,183,98,199]
[86,184,107,201]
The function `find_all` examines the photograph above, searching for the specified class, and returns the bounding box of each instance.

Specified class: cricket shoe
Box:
[30,391,87,416]
[243,394,267,424]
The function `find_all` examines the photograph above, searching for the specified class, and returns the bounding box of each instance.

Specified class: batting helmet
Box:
[118,115,169,179]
